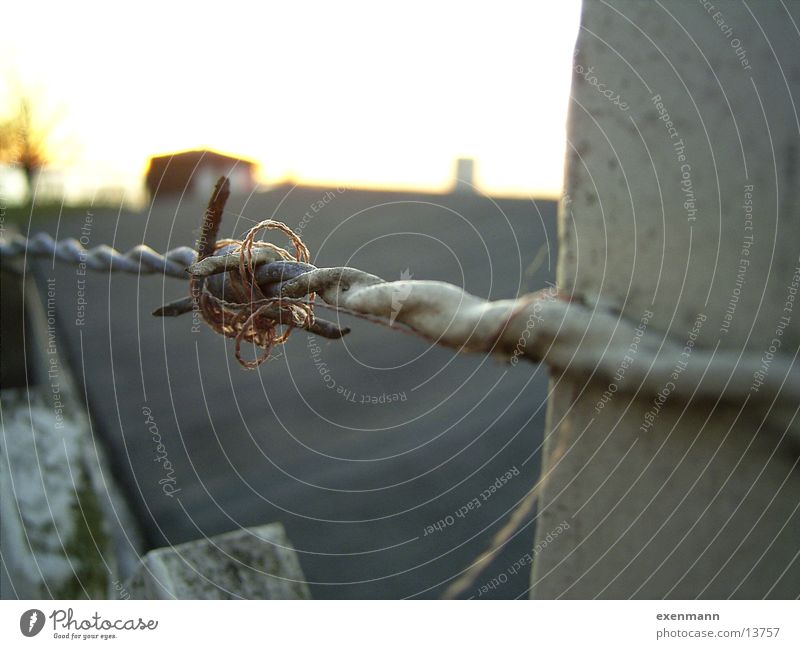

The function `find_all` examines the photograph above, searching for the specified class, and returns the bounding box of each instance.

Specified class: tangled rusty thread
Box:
[189,178,315,368]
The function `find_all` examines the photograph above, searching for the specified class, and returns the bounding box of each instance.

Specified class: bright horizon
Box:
[0,0,581,202]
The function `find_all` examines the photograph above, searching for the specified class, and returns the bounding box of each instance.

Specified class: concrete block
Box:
[125,523,310,599]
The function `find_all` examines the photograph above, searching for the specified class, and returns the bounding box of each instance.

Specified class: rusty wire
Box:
[185,178,319,368]
[194,225,318,369]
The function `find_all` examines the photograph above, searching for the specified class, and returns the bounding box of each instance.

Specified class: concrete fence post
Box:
[531,0,799,598]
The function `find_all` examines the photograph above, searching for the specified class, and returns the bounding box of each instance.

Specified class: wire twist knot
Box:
[192,219,316,368]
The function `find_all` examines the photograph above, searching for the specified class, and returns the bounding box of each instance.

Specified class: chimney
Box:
[452,157,475,193]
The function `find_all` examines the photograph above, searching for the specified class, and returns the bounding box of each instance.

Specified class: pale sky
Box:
[0,0,581,201]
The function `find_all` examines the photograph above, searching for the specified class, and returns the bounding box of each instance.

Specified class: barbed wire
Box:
[0,231,196,278]
[2,180,797,408]
[2,177,798,602]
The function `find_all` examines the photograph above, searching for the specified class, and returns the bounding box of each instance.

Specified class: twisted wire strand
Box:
[0,232,196,278]
[0,228,350,355]
[278,268,800,408]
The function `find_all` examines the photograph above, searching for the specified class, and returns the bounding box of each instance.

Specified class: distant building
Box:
[452,157,476,193]
[145,149,257,200]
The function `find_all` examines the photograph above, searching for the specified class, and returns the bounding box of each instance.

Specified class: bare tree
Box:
[0,90,59,200]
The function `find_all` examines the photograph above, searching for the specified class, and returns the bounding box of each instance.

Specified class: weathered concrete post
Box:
[532,0,800,598]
